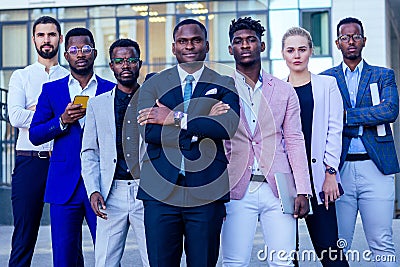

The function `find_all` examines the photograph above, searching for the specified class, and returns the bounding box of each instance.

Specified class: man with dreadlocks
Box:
[221,17,312,267]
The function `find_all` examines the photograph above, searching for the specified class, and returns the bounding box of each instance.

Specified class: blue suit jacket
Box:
[321,61,399,174]
[29,75,115,204]
[137,66,240,204]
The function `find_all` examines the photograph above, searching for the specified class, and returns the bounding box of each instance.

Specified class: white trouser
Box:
[95,180,149,267]
[336,160,396,267]
[221,182,296,267]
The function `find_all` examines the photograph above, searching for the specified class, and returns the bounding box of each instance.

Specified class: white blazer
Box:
[285,73,343,204]
[81,87,145,201]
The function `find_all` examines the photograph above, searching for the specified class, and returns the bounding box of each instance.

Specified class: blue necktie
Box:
[183,75,194,112]
[180,75,194,175]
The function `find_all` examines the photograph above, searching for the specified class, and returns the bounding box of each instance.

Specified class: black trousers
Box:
[9,156,49,267]
[294,196,349,267]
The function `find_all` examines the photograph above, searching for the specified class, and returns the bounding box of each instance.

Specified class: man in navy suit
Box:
[321,17,399,266]
[29,28,114,267]
[137,19,239,267]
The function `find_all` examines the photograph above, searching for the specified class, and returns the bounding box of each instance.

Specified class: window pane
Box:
[149,15,174,68]
[212,13,236,62]
[238,0,268,11]
[119,19,146,63]
[269,0,298,9]
[300,0,331,9]
[269,10,299,59]
[302,11,330,56]
[31,8,57,21]
[176,2,208,15]
[89,18,116,66]
[2,24,27,67]
[0,10,28,21]
[58,7,87,19]
[211,1,237,12]
[0,70,14,90]
[89,6,115,18]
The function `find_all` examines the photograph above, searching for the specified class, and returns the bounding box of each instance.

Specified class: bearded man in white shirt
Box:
[7,16,69,266]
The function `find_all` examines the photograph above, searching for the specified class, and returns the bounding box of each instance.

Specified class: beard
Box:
[115,70,139,87]
[69,61,95,76]
[36,43,59,59]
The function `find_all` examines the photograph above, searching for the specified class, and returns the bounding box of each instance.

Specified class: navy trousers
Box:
[143,200,226,267]
[49,178,96,267]
[9,155,49,267]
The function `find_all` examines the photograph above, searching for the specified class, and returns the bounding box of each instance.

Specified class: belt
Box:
[16,150,51,159]
[345,153,370,161]
[250,174,267,182]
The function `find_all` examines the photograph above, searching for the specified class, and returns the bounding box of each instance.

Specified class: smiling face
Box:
[33,23,62,60]
[335,22,366,63]
[229,29,265,68]
[282,35,312,73]
[172,23,209,64]
[109,46,141,87]
[64,35,97,76]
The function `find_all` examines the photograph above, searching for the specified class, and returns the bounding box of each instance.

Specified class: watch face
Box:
[327,167,336,175]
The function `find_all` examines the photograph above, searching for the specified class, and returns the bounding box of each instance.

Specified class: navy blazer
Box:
[29,75,115,204]
[137,66,240,204]
[321,61,399,175]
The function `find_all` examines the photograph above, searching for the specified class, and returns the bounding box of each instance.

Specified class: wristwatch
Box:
[325,167,337,175]
[174,111,183,127]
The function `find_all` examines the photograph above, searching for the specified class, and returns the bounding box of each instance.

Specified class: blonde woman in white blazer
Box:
[282,27,349,267]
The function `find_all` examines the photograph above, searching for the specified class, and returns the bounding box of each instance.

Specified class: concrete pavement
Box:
[1,217,399,266]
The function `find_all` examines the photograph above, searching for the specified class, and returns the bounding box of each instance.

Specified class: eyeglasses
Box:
[338,34,363,43]
[67,45,95,55]
[111,57,141,66]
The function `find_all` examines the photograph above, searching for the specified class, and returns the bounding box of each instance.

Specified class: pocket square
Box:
[205,88,217,95]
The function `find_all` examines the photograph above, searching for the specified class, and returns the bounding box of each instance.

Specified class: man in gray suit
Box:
[81,39,149,267]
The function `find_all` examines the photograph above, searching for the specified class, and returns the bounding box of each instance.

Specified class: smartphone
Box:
[73,95,89,108]
[319,183,344,203]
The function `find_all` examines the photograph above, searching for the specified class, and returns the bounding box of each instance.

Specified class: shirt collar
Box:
[177,64,204,84]
[235,69,263,89]
[342,59,364,76]
[33,61,63,72]
[68,73,98,88]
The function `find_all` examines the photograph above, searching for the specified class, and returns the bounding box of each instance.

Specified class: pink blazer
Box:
[226,70,312,200]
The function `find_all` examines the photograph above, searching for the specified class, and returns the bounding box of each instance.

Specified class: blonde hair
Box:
[282,27,313,50]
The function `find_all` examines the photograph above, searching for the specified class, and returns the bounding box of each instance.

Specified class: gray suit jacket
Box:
[81,87,145,201]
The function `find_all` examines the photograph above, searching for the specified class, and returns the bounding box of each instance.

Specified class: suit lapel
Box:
[334,64,352,107]
[356,63,372,107]
[167,68,184,110]
[106,88,117,141]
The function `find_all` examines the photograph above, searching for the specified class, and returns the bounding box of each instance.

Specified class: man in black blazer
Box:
[137,19,239,267]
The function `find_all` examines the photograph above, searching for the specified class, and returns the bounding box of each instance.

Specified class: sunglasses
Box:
[111,57,141,66]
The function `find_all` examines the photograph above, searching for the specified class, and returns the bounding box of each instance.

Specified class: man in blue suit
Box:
[29,28,114,267]
[137,19,239,267]
[321,17,399,266]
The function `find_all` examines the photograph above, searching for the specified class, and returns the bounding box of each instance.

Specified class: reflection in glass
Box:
[58,7,87,19]
[0,10,28,21]
[302,11,329,56]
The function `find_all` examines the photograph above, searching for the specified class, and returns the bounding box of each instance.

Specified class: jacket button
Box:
[312,158,316,163]
[113,159,116,163]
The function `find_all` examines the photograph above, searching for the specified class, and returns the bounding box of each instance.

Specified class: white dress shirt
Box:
[235,70,264,175]
[7,61,69,151]
[67,73,98,127]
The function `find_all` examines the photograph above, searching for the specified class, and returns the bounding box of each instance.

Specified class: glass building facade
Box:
[0,0,332,88]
